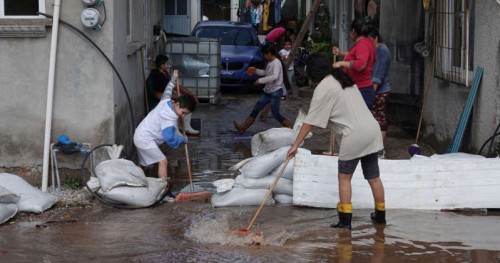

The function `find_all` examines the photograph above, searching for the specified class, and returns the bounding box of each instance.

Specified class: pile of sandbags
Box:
[211,126,311,207]
[0,173,57,224]
[88,146,168,208]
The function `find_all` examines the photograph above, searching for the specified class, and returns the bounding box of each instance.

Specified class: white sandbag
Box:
[240,146,289,179]
[274,194,293,204]
[228,157,255,171]
[0,185,20,204]
[430,152,487,160]
[293,108,313,139]
[105,144,124,159]
[0,203,18,224]
[100,177,167,208]
[95,159,148,192]
[234,175,293,196]
[0,173,56,213]
[212,179,235,193]
[268,158,295,180]
[86,177,101,192]
[251,128,297,156]
[211,187,275,207]
[240,147,309,180]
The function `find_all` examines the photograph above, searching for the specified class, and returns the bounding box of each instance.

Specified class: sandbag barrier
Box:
[80,144,168,209]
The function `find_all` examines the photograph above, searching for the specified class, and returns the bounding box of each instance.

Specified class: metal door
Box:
[163,0,191,35]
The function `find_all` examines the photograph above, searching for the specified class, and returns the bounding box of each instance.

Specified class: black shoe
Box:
[330,222,352,229]
[371,210,386,224]
[166,190,176,198]
[330,211,352,229]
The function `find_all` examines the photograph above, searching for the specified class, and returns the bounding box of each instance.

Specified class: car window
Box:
[193,26,257,47]
[234,30,253,46]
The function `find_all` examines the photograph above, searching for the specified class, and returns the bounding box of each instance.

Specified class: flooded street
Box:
[1,91,500,262]
[2,205,500,262]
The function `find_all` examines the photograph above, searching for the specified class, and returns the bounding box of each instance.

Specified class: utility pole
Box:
[285,0,322,70]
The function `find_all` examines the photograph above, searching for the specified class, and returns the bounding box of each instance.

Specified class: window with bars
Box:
[434,0,474,87]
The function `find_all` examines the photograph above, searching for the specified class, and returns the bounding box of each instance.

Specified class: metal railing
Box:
[434,0,473,87]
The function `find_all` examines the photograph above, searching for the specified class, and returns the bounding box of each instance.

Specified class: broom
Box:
[410,53,436,156]
[237,157,292,237]
[173,78,211,202]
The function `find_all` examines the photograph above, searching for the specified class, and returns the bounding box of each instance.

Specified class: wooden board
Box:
[293,152,500,210]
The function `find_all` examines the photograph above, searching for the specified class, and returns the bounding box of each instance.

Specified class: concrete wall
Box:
[422,2,500,154]
[0,0,163,185]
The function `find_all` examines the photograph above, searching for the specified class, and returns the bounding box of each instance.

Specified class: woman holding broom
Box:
[286,53,386,229]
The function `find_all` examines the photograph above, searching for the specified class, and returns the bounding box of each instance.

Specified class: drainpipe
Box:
[41,0,61,192]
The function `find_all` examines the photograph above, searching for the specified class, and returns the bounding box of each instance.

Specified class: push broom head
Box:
[174,184,212,202]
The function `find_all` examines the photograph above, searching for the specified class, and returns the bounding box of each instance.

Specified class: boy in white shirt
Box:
[279,39,294,98]
[133,70,197,179]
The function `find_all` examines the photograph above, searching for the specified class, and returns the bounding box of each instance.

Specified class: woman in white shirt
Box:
[287,53,386,230]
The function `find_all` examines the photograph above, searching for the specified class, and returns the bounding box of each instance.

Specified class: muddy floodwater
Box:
[1,92,500,262]
[2,204,500,262]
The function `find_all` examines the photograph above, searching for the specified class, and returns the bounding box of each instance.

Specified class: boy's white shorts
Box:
[136,145,166,166]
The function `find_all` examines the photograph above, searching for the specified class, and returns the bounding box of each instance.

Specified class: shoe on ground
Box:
[371,210,386,224]
[184,128,200,136]
[330,222,352,229]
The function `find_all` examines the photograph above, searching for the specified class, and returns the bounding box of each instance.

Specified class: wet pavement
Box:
[1,89,500,262]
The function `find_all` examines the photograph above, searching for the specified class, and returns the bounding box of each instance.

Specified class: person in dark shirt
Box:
[146,55,200,136]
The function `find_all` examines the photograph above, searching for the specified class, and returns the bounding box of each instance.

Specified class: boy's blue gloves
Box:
[161,126,185,148]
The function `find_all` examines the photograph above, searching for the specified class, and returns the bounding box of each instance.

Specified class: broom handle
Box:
[245,157,292,231]
[176,79,194,192]
[415,53,436,144]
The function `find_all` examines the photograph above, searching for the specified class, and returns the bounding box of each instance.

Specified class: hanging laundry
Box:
[274,0,282,24]
[267,0,276,28]
[262,1,271,32]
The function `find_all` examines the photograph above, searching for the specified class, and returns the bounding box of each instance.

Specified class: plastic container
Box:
[165,37,221,104]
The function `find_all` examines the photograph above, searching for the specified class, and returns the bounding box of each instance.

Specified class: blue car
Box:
[191,21,265,89]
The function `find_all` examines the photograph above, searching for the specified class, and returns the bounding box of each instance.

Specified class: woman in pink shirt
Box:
[332,18,376,109]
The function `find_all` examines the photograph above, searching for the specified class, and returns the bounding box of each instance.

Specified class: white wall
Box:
[0,0,161,185]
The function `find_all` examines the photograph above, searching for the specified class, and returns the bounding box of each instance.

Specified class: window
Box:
[0,0,46,37]
[165,0,187,16]
[434,0,474,86]
[193,26,258,47]
[0,0,45,17]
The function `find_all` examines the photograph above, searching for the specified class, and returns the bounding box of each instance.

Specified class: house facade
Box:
[2,0,499,188]
[328,0,500,155]
[0,0,165,185]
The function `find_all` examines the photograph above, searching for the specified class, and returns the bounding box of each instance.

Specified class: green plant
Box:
[309,41,333,61]
[64,176,81,190]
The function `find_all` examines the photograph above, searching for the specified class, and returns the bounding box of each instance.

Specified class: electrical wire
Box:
[38,12,136,147]
[37,12,162,209]
[478,121,500,157]
[99,1,107,28]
